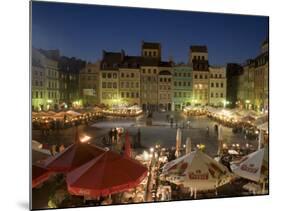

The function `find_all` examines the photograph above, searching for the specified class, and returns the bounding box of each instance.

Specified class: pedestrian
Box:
[59,144,65,152]
[108,129,113,144]
[113,128,118,143]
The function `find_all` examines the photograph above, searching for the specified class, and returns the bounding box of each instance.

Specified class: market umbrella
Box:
[66,150,148,198]
[162,150,231,192]
[66,110,82,116]
[124,132,132,158]
[32,164,51,188]
[44,129,105,172]
[175,128,182,158]
[230,148,268,182]
[185,137,192,154]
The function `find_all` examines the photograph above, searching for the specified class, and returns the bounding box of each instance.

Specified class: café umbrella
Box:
[32,164,51,188]
[230,148,267,182]
[162,150,231,193]
[66,150,148,198]
[44,129,105,172]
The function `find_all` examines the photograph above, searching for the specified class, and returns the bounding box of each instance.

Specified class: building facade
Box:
[119,56,141,106]
[79,61,100,106]
[172,64,193,110]
[189,46,210,106]
[100,51,124,106]
[209,66,227,107]
[158,66,173,111]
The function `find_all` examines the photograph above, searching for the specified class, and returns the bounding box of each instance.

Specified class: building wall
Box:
[172,65,193,110]
[119,68,141,106]
[79,62,100,106]
[192,71,209,105]
[140,66,159,111]
[158,69,173,111]
[209,67,227,106]
[99,70,119,106]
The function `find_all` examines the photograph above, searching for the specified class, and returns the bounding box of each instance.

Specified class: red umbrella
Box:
[44,127,105,172]
[32,164,51,188]
[44,143,105,173]
[66,150,148,198]
[124,131,132,158]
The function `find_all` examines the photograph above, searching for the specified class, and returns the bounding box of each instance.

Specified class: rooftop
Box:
[142,41,161,49]
[190,45,208,53]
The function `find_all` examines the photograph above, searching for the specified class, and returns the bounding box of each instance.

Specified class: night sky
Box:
[32,1,268,65]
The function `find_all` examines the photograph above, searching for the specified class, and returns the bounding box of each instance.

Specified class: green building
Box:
[172,64,193,111]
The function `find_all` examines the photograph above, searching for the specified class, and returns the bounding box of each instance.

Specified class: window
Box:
[153,51,156,56]
[216,83,219,88]
[144,51,147,56]
[160,78,163,82]
[164,78,167,82]
[126,92,130,98]
[220,93,223,98]
[35,80,38,86]
[183,82,186,86]
[216,93,218,98]
[102,73,106,78]
[126,82,129,88]
[205,75,208,79]
[188,82,191,86]
[148,69,151,74]
[102,82,106,88]
[142,69,145,74]
[35,91,38,98]
[108,73,112,78]
[131,82,134,88]
[175,72,177,77]
[121,92,124,98]
[211,93,214,98]
[174,81,177,86]
[131,92,135,98]
[174,92,177,97]
[179,73,182,77]
[183,73,186,77]
[202,56,205,60]
[34,71,38,76]
[136,82,139,88]
[136,92,139,98]
[153,69,157,74]
[199,75,203,79]
[219,74,222,78]
[179,81,182,86]
[131,73,134,78]
[121,82,124,88]
[188,73,191,77]
[148,52,152,56]
[215,74,217,78]
[88,69,91,73]
[113,82,117,88]
[39,81,43,86]
[211,82,214,87]
[121,73,124,78]
[195,74,198,79]
[179,92,182,97]
[183,92,186,97]
[221,83,223,88]
[113,73,117,78]
[168,78,171,82]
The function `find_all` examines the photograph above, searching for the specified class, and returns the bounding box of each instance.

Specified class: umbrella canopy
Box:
[162,150,231,191]
[185,137,192,154]
[66,150,148,198]
[230,148,267,182]
[124,132,132,158]
[32,164,51,188]
[44,143,105,172]
[175,128,182,157]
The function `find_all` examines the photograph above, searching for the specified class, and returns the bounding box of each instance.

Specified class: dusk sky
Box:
[32,1,268,65]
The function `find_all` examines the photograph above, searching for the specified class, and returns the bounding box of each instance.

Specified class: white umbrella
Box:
[163,150,231,192]
[185,137,192,154]
[175,128,182,158]
[230,148,265,182]
[217,125,223,155]
[66,110,82,116]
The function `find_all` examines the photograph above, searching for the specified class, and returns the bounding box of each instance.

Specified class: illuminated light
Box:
[246,143,249,148]
[150,147,154,153]
[245,100,250,104]
[143,151,149,161]
[222,143,228,149]
[80,135,91,143]
[47,99,53,103]
[255,130,259,134]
